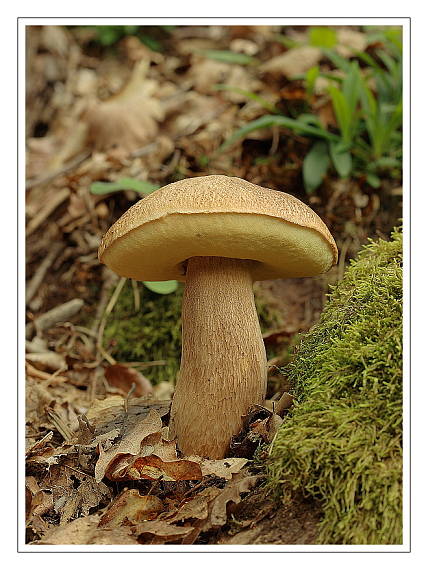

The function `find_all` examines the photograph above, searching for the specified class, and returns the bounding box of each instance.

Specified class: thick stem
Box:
[169,256,267,459]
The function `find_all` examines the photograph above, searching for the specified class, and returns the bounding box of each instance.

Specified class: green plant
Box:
[77,25,174,51]
[90,178,160,196]
[267,229,403,544]
[219,30,402,193]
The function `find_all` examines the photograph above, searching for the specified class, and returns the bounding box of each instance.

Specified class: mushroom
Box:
[98,175,337,459]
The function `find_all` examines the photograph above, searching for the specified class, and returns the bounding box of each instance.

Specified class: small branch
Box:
[26,188,70,236]
[25,151,91,190]
[26,242,64,305]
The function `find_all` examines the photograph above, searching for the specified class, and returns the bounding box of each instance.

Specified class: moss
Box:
[104,281,183,385]
[267,229,403,545]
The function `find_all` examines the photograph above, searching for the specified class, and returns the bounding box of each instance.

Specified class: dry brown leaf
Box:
[104,363,153,397]
[108,438,203,482]
[249,413,283,443]
[35,514,139,545]
[161,487,222,524]
[133,520,195,544]
[99,489,164,527]
[117,453,203,482]
[95,408,163,482]
[201,474,261,530]
[86,395,170,435]
[189,57,262,102]
[261,46,321,78]
[336,28,368,57]
[26,476,54,519]
[84,60,164,154]
[199,457,248,480]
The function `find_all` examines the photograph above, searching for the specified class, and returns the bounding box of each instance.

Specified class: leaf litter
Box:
[27,392,274,545]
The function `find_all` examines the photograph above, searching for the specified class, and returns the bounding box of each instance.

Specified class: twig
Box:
[131,279,140,312]
[96,277,127,363]
[25,151,91,190]
[26,362,68,384]
[28,298,85,338]
[26,188,71,236]
[26,242,64,304]
[337,238,352,282]
[91,268,119,332]
[45,407,75,441]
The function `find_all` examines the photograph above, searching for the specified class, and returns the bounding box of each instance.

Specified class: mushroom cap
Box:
[98,175,338,282]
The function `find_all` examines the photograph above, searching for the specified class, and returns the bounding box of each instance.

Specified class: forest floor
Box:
[25,24,402,546]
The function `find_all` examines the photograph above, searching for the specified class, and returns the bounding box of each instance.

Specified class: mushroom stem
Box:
[170,256,267,459]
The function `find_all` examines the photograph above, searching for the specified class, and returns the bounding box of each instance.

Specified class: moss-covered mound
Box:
[268,229,403,545]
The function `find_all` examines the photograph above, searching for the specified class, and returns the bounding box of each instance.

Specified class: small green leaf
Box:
[143,281,178,295]
[309,27,337,48]
[366,173,381,188]
[90,178,160,196]
[303,141,330,194]
[329,142,352,178]
[197,49,257,65]
[305,66,319,97]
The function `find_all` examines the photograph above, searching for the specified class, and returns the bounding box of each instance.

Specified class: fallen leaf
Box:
[261,46,322,78]
[95,408,163,482]
[162,487,222,524]
[118,453,203,482]
[134,520,195,544]
[84,60,164,154]
[99,489,164,527]
[202,474,261,530]
[104,364,153,397]
[35,514,139,545]
[336,28,368,57]
[199,457,248,480]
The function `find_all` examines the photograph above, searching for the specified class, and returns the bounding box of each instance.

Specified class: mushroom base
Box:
[169,256,267,459]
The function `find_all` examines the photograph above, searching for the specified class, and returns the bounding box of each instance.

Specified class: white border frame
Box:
[18,16,411,554]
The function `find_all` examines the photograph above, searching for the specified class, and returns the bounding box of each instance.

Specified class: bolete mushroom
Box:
[98,175,337,459]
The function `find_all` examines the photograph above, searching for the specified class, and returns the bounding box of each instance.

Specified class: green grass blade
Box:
[90,178,160,196]
[196,49,258,65]
[219,114,339,152]
[213,84,279,113]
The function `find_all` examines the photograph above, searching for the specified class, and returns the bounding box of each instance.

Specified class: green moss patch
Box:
[267,229,403,545]
[104,282,183,384]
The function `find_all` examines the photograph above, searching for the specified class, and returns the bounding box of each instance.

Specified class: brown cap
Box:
[98,175,338,282]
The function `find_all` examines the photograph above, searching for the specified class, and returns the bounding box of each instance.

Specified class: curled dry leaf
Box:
[104,363,153,397]
[202,473,261,529]
[99,489,164,527]
[95,408,163,482]
[84,60,164,154]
